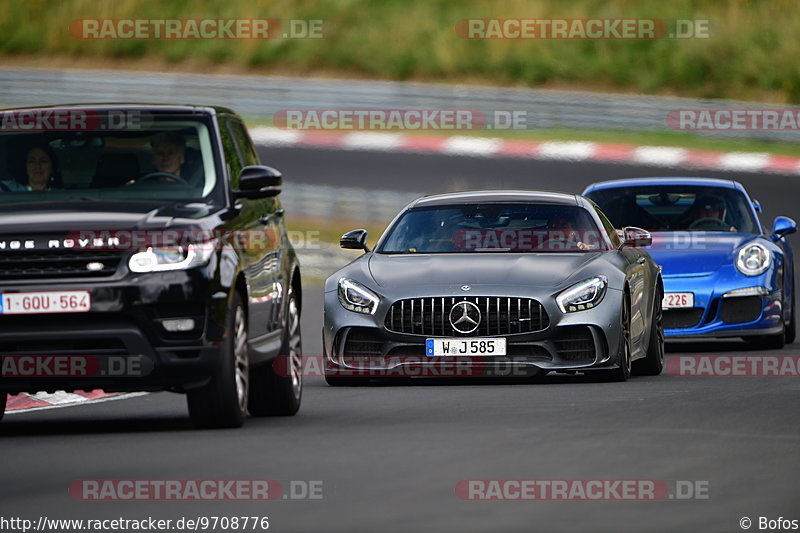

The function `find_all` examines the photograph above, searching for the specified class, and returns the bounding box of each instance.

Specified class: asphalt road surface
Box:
[1,148,798,533]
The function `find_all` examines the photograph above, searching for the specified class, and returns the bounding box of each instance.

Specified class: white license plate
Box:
[0,290,91,315]
[426,337,506,356]
[662,292,694,309]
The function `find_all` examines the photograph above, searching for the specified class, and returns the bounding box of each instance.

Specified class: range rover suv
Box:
[0,104,303,428]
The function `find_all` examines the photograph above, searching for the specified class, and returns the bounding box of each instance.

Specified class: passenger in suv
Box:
[0,104,303,428]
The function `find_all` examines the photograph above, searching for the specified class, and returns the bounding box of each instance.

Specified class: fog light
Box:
[162,319,196,332]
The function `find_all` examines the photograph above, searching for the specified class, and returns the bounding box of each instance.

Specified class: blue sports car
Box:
[583,177,796,348]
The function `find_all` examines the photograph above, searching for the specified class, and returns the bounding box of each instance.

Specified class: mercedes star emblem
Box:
[449,300,481,334]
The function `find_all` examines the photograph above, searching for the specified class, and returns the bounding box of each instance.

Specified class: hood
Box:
[0,201,217,234]
[648,232,761,276]
[367,252,603,290]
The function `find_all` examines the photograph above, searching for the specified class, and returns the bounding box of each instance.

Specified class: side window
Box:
[228,120,259,167]
[595,206,622,249]
[218,117,243,189]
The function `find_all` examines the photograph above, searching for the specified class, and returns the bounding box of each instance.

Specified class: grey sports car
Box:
[322,190,664,384]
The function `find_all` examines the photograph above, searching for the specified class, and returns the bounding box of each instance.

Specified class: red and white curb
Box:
[5,391,147,414]
[250,127,800,175]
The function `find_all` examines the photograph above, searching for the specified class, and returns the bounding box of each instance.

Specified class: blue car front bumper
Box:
[662,264,783,338]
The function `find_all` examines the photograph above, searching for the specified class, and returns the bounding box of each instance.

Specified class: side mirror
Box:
[771,216,797,241]
[235,165,282,198]
[340,229,370,252]
[622,226,652,247]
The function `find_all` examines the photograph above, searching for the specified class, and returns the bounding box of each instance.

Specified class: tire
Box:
[248,286,302,416]
[744,323,786,350]
[634,286,665,376]
[0,393,6,423]
[601,293,632,382]
[743,295,787,350]
[186,292,249,429]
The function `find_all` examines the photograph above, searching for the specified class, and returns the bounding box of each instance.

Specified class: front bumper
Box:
[0,268,228,394]
[323,287,626,378]
[662,269,783,339]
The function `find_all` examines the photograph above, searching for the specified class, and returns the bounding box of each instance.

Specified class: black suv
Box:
[0,104,303,428]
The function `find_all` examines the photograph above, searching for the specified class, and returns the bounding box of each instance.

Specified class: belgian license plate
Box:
[662,292,694,309]
[426,337,506,356]
[0,290,91,315]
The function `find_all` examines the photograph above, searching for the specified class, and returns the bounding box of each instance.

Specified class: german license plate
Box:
[662,292,694,309]
[426,337,506,356]
[0,291,91,315]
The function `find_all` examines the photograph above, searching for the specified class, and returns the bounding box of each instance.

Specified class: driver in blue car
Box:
[692,195,737,232]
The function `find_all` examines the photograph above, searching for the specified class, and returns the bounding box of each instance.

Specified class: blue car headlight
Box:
[736,243,770,276]
[556,276,607,313]
[338,278,380,315]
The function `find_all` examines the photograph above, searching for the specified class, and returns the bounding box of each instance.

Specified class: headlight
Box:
[736,243,770,276]
[129,243,215,273]
[556,276,607,313]
[338,278,380,315]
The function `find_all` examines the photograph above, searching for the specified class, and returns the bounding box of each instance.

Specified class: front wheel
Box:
[187,293,249,429]
[248,286,302,416]
[601,294,632,382]
[634,286,665,376]
[743,324,786,350]
[786,278,796,344]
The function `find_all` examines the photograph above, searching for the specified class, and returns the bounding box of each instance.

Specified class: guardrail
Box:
[281,182,421,224]
[1,66,798,142]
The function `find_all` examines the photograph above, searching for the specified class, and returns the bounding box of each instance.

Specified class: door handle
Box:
[637,257,646,264]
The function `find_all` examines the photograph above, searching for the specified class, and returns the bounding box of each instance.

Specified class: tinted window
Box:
[594,205,622,248]
[228,119,259,168]
[218,117,242,189]
[379,204,607,254]
[0,114,220,204]
[586,185,758,233]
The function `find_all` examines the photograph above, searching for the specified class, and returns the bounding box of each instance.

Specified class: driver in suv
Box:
[150,131,186,179]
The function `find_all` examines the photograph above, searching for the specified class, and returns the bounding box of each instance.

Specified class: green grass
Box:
[2,0,800,103]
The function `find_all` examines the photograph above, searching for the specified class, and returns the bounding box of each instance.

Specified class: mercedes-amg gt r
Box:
[322,190,664,384]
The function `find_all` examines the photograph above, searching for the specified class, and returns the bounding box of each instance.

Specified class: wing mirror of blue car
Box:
[235,165,282,198]
[622,226,652,248]
[340,229,371,252]
[771,216,797,241]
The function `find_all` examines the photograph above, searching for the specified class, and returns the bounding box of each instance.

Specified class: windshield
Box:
[585,185,759,233]
[378,203,607,254]
[0,111,221,205]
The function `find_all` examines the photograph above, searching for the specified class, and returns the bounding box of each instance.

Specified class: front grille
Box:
[385,296,549,336]
[663,308,704,329]
[721,296,762,324]
[342,328,384,356]
[0,249,123,280]
[552,326,596,363]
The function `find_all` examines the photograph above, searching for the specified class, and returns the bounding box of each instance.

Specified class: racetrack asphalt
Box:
[1,147,798,533]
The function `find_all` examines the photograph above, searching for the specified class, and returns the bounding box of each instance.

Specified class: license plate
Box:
[662,292,694,309]
[0,290,91,315]
[426,337,506,356]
